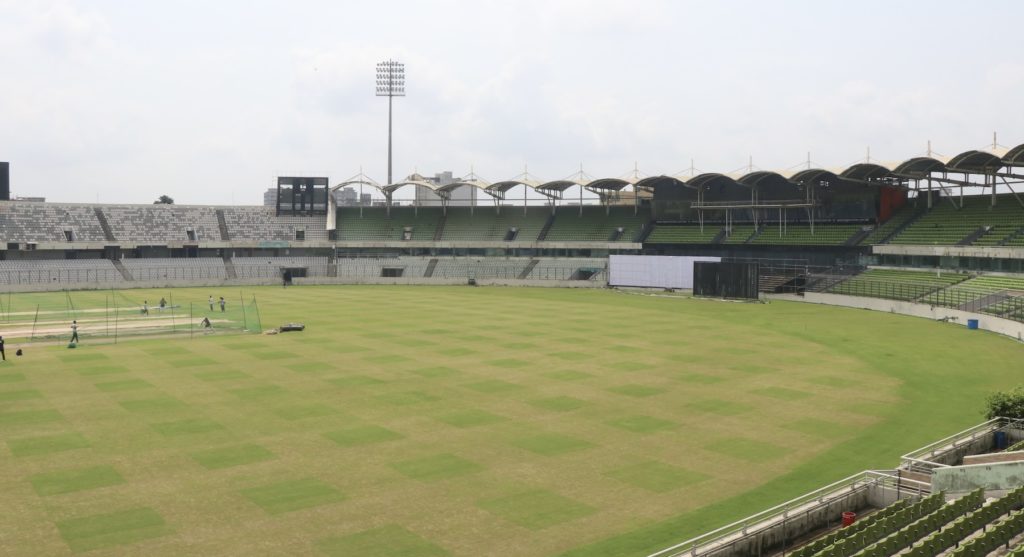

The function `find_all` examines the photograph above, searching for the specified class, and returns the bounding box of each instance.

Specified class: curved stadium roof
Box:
[330,142,1024,197]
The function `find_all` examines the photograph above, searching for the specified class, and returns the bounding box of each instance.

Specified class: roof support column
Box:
[990,172,996,207]
[957,173,963,208]
[1000,177,1024,209]
[751,188,756,226]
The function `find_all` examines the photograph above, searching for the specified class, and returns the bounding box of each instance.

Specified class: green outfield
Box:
[0,285,1020,556]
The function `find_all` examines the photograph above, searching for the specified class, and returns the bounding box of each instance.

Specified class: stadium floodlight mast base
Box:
[375,59,405,188]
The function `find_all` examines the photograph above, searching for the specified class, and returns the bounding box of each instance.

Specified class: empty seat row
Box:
[890,195,1024,246]
[828,269,969,301]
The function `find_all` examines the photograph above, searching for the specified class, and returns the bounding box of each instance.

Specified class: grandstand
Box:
[543,206,648,242]
[104,205,222,243]
[222,206,329,242]
[645,225,721,244]
[650,418,1024,557]
[749,223,867,246]
[440,206,548,242]
[120,257,228,282]
[0,202,108,243]
[861,204,921,244]
[336,255,432,278]
[827,269,970,301]
[722,225,757,244]
[888,195,1024,246]
[0,258,124,286]
[334,207,441,241]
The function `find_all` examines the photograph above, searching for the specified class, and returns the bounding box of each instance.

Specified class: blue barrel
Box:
[967,319,979,330]
[995,431,1008,450]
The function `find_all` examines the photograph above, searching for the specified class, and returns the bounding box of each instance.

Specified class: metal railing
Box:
[646,470,930,557]
[127,266,230,282]
[1,260,609,285]
[899,417,1024,473]
[0,268,125,285]
[816,276,1024,323]
[430,264,605,281]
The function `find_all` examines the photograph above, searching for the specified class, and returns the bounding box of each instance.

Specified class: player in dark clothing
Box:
[0,336,5,361]
[70,321,80,344]
[219,297,226,312]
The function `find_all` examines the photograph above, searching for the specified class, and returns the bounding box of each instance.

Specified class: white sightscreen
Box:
[608,255,721,289]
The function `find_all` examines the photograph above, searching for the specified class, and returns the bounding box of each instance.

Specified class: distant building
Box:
[263,188,276,207]
[413,171,477,207]
[13,196,45,202]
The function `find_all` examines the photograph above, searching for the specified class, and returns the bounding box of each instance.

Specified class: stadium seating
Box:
[431,257,532,279]
[441,207,548,242]
[863,205,920,245]
[336,256,431,278]
[0,202,108,243]
[335,207,441,241]
[526,258,607,280]
[749,224,865,246]
[828,269,969,301]
[645,225,721,244]
[789,491,952,557]
[121,258,227,282]
[920,275,1024,310]
[104,205,221,243]
[543,206,648,242]
[0,258,124,285]
[722,225,757,244]
[273,215,329,241]
[889,195,1024,246]
[908,485,1024,557]
[790,489,993,557]
[1005,232,1024,247]
[232,256,330,278]
[222,207,327,242]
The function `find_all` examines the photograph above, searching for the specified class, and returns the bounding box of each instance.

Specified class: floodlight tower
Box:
[375,59,405,185]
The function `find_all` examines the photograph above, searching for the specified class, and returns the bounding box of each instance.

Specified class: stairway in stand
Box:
[215,209,231,241]
[223,256,237,279]
[111,259,133,281]
[94,208,116,241]
[424,258,438,278]
[518,260,538,279]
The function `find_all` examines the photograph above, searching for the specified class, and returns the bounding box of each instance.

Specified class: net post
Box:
[239,291,247,332]
[113,293,119,345]
[189,302,194,339]
[170,292,175,333]
[31,304,39,342]
[251,295,262,333]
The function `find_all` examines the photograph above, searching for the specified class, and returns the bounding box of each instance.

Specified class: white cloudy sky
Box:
[1,0,1022,204]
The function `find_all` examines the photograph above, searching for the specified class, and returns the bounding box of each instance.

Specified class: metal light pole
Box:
[376,59,405,186]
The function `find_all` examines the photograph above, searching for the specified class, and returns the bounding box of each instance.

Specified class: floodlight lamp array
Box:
[375,60,406,96]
